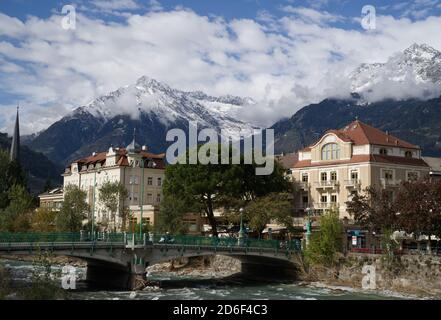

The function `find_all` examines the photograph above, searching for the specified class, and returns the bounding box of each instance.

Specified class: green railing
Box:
[0,232,81,243]
[151,234,301,251]
[0,232,302,252]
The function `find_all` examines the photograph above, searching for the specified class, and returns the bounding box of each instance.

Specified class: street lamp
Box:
[305,207,312,247]
[238,208,245,246]
[91,169,102,240]
[139,159,145,239]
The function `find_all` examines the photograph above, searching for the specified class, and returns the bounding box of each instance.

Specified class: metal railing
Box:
[0,232,301,252]
[314,180,339,188]
[344,179,360,187]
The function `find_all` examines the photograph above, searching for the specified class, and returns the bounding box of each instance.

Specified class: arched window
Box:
[405,151,412,158]
[321,143,340,160]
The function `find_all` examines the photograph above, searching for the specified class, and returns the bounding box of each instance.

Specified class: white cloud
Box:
[0,7,441,134]
[90,0,140,11]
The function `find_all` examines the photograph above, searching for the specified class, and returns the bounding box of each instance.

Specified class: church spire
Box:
[126,127,140,153]
[10,105,20,162]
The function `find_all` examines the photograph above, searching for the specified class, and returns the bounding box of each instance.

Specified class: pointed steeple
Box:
[126,128,140,153]
[10,105,20,162]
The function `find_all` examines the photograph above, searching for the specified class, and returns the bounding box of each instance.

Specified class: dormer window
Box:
[405,151,412,158]
[321,143,340,160]
[379,148,388,155]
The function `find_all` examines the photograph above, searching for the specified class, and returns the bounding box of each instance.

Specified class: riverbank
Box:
[300,253,441,299]
[1,253,439,299]
[0,254,86,268]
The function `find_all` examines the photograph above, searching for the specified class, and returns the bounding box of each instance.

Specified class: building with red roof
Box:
[62,131,166,231]
[291,120,430,221]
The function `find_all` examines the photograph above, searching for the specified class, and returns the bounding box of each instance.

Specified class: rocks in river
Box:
[145,255,241,278]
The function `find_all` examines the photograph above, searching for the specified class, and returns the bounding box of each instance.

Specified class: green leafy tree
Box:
[346,186,399,233]
[57,185,89,232]
[0,150,9,209]
[244,192,294,237]
[98,181,128,232]
[157,195,190,235]
[6,160,27,190]
[304,210,343,267]
[0,150,27,210]
[32,207,57,232]
[0,184,33,232]
[163,144,291,236]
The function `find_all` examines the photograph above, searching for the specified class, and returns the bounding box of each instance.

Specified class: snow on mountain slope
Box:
[349,43,441,101]
[71,76,258,137]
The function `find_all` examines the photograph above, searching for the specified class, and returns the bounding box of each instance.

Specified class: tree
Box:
[304,210,343,267]
[32,207,57,232]
[98,181,128,232]
[42,179,53,193]
[157,195,190,235]
[394,180,441,252]
[6,160,27,191]
[0,150,10,209]
[0,150,27,210]
[346,186,399,233]
[57,185,89,232]
[0,184,33,232]
[163,144,291,236]
[244,192,294,237]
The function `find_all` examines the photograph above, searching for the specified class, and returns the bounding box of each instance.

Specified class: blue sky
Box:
[2,0,440,22]
[1,0,441,133]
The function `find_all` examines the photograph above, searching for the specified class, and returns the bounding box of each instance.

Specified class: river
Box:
[0,259,423,300]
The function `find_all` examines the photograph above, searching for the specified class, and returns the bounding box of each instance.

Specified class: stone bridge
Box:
[0,233,303,289]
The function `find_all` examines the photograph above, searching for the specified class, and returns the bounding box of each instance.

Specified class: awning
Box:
[262,226,287,234]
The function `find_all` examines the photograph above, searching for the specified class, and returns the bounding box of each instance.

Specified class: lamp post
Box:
[139,159,145,239]
[238,208,245,246]
[91,169,101,240]
[305,207,312,247]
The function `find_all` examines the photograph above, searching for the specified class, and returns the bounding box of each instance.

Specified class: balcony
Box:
[315,202,339,209]
[345,179,361,188]
[380,178,401,188]
[299,182,310,190]
[314,180,339,189]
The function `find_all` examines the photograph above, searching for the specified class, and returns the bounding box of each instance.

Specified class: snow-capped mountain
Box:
[71,76,256,138]
[28,76,257,165]
[349,43,441,101]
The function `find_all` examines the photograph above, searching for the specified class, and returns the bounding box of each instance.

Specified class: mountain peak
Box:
[349,43,441,100]
[403,43,440,59]
[135,75,172,91]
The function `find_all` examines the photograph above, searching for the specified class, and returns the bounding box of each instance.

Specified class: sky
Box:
[1,0,441,134]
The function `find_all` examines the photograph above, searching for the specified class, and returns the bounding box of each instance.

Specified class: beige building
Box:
[291,120,430,220]
[62,136,165,231]
[38,187,64,211]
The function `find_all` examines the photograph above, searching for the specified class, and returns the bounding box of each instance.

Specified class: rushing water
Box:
[0,259,422,300]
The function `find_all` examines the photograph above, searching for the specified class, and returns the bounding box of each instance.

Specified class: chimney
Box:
[92,152,97,156]
[142,145,148,151]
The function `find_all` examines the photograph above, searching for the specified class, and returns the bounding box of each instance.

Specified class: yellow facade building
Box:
[291,120,430,220]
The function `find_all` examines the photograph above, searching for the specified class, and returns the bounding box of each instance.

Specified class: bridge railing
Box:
[0,232,82,244]
[150,234,301,251]
[0,232,302,252]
